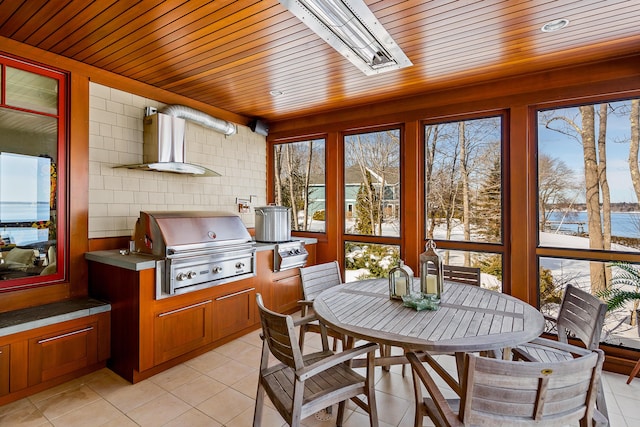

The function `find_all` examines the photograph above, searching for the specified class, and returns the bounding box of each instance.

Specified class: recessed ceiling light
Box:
[541,18,570,32]
[270,90,284,97]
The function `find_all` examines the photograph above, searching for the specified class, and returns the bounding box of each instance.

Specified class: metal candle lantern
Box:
[389,260,414,300]
[419,240,443,300]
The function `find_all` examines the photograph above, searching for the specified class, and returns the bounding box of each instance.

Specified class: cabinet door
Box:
[272,274,302,314]
[28,322,98,386]
[213,287,256,340]
[0,344,8,397]
[154,299,213,365]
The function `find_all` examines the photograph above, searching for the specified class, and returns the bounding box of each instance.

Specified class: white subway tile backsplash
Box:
[109,88,133,105]
[134,192,149,204]
[89,82,266,237]
[148,192,166,204]
[99,123,112,137]
[106,100,124,114]
[89,174,104,190]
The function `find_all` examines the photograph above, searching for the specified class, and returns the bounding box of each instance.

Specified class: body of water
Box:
[546,211,640,238]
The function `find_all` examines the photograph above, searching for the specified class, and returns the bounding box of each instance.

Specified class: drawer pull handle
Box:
[274,275,300,283]
[37,326,94,344]
[158,300,212,317]
[216,287,255,301]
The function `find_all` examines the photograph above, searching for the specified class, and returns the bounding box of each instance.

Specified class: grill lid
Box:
[134,211,252,256]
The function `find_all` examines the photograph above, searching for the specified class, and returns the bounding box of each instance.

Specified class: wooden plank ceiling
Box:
[1,0,639,122]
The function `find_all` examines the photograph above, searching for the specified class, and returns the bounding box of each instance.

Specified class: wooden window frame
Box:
[420,110,511,292]
[0,54,67,291]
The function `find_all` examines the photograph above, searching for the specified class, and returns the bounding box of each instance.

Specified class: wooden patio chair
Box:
[512,283,609,421]
[426,264,481,287]
[298,261,347,351]
[407,346,607,427]
[253,293,379,427]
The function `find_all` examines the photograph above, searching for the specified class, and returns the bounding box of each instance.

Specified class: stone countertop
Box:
[85,250,161,271]
[85,237,318,271]
[0,298,111,337]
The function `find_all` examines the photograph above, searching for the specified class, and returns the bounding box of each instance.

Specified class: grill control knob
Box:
[212,266,222,274]
[236,262,245,269]
[187,271,197,279]
[177,272,187,281]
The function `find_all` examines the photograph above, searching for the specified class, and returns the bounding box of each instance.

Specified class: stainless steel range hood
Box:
[117,107,236,176]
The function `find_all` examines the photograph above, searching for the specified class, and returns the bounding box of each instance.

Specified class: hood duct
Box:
[160,105,237,137]
[116,106,236,177]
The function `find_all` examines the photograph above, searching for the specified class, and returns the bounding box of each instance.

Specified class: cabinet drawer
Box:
[28,322,98,386]
[154,299,213,365]
[272,274,302,314]
[213,287,256,340]
[0,344,8,397]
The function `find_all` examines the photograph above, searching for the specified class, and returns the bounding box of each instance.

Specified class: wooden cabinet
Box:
[255,244,316,314]
[154,299,213,365]
[87,241,316,383]
[0,308,109,406]
[271,273,302,313]
[0,344,8,397]
[28,320,99,386]
[213,285,256,340]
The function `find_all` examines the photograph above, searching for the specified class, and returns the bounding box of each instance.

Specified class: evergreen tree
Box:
[475,157,502,239]
[354,170,380,234]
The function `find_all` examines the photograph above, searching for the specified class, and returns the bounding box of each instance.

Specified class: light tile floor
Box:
[1,328,639,426]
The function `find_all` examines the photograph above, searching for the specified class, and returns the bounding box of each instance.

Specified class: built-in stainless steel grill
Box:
[133,211,256,298]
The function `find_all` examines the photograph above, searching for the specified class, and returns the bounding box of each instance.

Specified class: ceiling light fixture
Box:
[541,18,570,32]
[280,0,412,76]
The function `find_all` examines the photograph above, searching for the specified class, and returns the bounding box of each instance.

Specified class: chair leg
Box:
[336,401,346,426]
[366,349,379,427]
[596,378,609,422]
[298,324,307,351]
[627,356,640,384]
[253,380,265,427]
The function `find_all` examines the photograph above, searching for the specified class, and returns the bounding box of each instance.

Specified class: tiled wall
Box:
[88,83,266,238]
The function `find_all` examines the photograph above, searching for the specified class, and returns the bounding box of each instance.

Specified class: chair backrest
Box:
[556,284,607,349]
[457,350,603,426]
[299,261,342,301]
[256,293,304,370]
[427,264,481,286]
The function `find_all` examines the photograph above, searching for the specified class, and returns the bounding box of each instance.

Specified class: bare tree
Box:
[538,154,581,230]
[425,118,501,250]
[302,140,313,230]
[274,145,283,206]
[544,105,611,293]
[345,130,400,236]
[629,99,640,204]
[459,122,471,266]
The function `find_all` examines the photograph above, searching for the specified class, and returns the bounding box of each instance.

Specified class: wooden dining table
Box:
[313,278,545,393]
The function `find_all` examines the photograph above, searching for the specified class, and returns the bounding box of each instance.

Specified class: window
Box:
[424,115,505,290]
[273,138,326,232]
[0,55,66,290]
[344,129,400,237]
[537,98,640,350]
[344,241,400,281]
[343,128,402,281]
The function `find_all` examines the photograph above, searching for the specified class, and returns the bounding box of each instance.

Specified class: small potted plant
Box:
[598,262,640,335]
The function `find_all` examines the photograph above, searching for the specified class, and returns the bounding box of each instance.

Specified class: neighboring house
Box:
[305,165,399,222]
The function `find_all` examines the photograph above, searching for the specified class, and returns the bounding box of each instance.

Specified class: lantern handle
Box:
[426,239,437,250]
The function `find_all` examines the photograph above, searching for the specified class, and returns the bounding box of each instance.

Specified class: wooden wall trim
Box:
[68,72,90,298]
